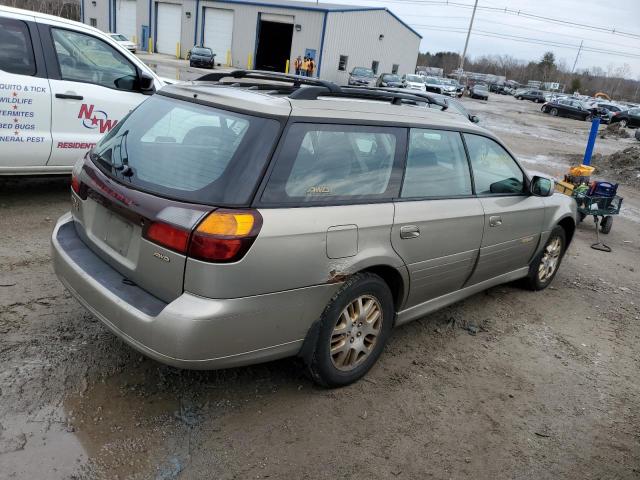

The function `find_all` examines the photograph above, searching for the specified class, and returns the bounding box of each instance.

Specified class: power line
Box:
[406,14,640,52]
[360,0,640,39]
[409,24,640,60]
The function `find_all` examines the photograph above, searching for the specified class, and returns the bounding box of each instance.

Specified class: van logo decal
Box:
[78,104,119,133]
[153,252,170,262]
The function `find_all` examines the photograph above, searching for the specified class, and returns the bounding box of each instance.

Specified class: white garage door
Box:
[156,3,182,55]
[203,8,233,64]
[115,0,136,40]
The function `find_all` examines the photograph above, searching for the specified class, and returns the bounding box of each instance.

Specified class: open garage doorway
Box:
[255,16,293,72]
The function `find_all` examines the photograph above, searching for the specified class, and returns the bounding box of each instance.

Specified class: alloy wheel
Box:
[538,237,562,282]
[330,295,383,371]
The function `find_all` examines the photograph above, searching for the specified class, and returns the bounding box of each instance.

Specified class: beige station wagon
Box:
[52,71,576,387]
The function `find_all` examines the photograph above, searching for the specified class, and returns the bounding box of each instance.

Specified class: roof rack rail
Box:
[196,69,341,93]
[290,85,448,110]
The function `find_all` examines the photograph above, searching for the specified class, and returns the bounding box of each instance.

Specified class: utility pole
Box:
[571,40,583,73]
[457,0,479,84]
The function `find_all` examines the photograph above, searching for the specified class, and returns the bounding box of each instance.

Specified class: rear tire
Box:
[600,216,613,234]
[620,119,628,128]
[550,108,558,116]
[522,226,566,291]
[305,273,394,388]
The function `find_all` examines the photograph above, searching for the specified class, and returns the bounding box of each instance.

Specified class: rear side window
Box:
[261,124,404,204]
[93,95,281,205]
[0,18,36,76]
[464,134,524,195]
[402,129,472,198]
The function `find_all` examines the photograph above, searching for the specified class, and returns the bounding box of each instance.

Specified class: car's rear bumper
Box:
[52,214,340,369]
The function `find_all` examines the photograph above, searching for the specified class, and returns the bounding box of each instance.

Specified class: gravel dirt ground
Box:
[1,94,639,480]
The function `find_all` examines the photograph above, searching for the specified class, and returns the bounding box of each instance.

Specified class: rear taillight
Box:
[144,221,190,253]
[189,210,262,263]
[71,156,84,195]
[143,209,262,263]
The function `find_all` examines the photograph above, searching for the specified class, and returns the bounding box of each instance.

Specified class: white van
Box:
[0,6,165,175]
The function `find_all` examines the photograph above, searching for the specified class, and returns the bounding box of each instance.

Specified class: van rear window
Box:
[92,95,280,205]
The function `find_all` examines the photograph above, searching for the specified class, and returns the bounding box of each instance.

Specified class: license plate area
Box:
[104,213,133,256]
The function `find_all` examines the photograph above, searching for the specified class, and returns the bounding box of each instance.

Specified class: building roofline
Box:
[200,0,422,38]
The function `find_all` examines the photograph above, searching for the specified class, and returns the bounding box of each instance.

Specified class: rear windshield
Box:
[92,95,281,205]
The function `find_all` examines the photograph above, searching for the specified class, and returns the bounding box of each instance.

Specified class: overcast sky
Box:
[315,0,640,78]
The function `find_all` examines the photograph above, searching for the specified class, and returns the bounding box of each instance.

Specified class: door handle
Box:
[55,93,84,100]
[489,215,503,227]
[400,225,420,239]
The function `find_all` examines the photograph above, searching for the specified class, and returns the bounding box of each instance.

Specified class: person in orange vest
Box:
[301,56,309,77]
[294,56,302,75]
[307,57,315,78]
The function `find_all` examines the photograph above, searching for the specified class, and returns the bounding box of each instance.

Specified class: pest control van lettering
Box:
[78,104,119,133]
[0,83,46,143]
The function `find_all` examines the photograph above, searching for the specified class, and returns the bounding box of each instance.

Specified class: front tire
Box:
[305,273,394,388]
[620,119,628,128]
[600,216,613,234]
[550,108,558,116]
[523,226,566,291]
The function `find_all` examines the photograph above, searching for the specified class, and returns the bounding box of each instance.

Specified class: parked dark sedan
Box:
[189,47,215,68]
[376,73,403,88]
[348,67,376,86]
[515,89,546,103]
[610,107,640,128]
[541,98,598,121]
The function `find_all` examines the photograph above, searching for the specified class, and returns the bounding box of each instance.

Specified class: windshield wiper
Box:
[113,130,134,178]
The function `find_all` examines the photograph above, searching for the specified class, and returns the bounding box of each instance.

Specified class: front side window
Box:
[261,124,403,204]
[51,28,138,90]
[0,18,36,76]
[93,95,280,205]
[464,134,524,195]
[338,55,348,71]
[402,129,472,198]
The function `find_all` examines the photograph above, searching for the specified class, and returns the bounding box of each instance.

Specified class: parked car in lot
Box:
[515,89,546,103]
[376,73,403,88]
[348,67,375,86]
[589,102,624,124]
[541,98,598,121]
[440,78,464,97]
[0,6,165,175]
[189,46,215,68]
[423,76,446,94]
[52,70,576,387]
[108,33,137,53]
[403,73,426,91]
[609,107,640,128]
[470,84,489,100]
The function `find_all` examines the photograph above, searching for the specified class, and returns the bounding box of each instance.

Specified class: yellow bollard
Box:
[226,50,231,67]
[247,54,252,70]
[132,35,137,44]
[176,42,180,59]
[285,59,290,74]
[148,37,153,54]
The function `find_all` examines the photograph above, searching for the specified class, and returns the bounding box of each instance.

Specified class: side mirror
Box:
[470,115,480,123]
[530,175,554,197]
[139,71,155,95]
